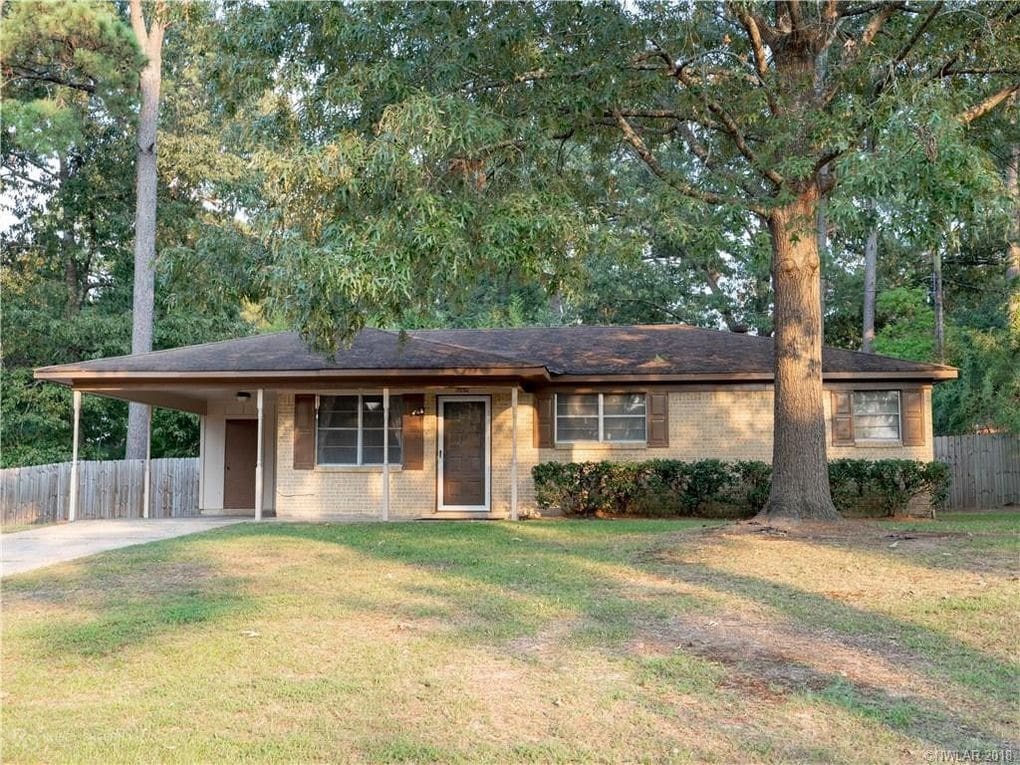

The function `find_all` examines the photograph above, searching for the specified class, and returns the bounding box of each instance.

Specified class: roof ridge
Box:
[392,329,537,367]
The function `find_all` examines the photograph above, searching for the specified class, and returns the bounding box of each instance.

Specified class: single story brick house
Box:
[35,325,957,520]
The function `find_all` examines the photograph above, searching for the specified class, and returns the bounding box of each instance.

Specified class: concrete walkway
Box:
[1,518,244,578]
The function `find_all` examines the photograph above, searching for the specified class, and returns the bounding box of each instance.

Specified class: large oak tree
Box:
[222,1,1016,519]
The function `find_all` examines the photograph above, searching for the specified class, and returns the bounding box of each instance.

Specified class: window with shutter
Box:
[315,394,403,465]
[852,390,901,441]
[549,393,649,444]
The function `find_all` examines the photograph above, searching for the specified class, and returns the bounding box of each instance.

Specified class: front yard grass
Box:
[1,513,1016,763]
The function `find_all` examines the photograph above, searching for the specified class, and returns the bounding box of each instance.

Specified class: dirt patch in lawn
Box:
[638,519,1018,751]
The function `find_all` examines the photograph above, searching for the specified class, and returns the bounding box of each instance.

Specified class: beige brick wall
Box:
[537,386,933,465]
[274,384,933,519]
[275,388,539,520]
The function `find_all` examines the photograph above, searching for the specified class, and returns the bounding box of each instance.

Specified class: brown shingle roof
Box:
[35,324,957,382]
[409,325,956,378]
[37,328,533,374]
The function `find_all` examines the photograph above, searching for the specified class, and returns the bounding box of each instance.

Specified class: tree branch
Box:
[129,0,148,48]
[874,1,943,97]
[958,84,1020,125]
[613,110,765,214]
[730,3,770,80]
[860,3,898,47]
[649,39,785,189]
[727,2,781,115]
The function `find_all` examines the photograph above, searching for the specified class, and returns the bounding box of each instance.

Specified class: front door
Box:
[223,419,258,509]
[438,397,490,511]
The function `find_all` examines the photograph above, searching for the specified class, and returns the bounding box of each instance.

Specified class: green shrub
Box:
[531,458,949,518]
[828,459,951,516]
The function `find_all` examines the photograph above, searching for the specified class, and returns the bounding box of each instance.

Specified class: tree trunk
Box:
[816,167,829,339]
[125,1,164,459]
[861,225,878,352]
[765,190,840,521]
[1007,141,1020,334]
[933,249,945,363]
[57,154,80,319]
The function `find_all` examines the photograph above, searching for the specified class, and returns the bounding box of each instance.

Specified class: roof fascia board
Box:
[35,366,552,387]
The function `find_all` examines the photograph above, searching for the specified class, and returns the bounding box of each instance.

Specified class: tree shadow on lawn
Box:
[5,520,1014,757]
[3,537,255,658]
[223,521,1017,754]
[754,516,1020,576]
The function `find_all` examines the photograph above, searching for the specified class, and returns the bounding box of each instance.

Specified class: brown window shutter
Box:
[534,393,554,448]
[831,391,854,446]
[293,394,316,470]
[647,392,669,447]
[901,389,924,446]
[402,393,425,470]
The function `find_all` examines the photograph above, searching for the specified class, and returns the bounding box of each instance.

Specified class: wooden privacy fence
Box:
[934,434,1020,510]
[0,458,199,526]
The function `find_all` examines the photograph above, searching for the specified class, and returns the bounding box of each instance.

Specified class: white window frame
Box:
[315,394,401,466]
[851,390,902,443]
[554,393,647,444]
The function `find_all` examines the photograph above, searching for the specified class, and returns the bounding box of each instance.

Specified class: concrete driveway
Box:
[1,518,244,578]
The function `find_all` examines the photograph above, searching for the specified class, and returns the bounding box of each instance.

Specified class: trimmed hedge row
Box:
[531,459,950,518]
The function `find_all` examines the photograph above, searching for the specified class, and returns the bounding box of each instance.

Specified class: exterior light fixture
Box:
[236,391,251,402]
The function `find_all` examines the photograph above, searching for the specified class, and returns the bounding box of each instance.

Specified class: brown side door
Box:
[440,399,487,509]
[224,419,258,509]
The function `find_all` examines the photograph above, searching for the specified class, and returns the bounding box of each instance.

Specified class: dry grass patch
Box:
[1,514,1016,763]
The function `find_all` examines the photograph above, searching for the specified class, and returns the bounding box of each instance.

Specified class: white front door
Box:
[437,396,490,512]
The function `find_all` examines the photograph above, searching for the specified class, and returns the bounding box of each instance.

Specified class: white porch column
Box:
[510,386,519,521]
[382,387,390,521]
[68,390,81,522]
[142,405,152,519]
[254,389,264,521]
[197,414,205,514]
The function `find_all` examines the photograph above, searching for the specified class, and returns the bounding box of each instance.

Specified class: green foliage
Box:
[1,0,258,468]
[934,327,1020,434]
[532,460,771,518]
[827,459,951,516]
[214,0,1015,351]
[532,459,949,518]
[873,287,938,362]
[0,0,141,156]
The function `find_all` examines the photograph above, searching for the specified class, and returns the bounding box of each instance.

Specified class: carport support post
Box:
[254,389,264,521]
[510,386,519,521]
[142,406,151,519]
[382,387,390,521]
[68,390,81,522]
